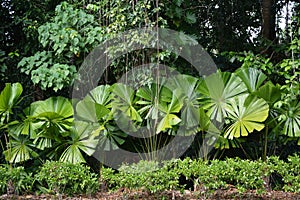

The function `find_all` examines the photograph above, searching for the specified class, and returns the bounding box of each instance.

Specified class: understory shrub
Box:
[102,156,300,194]
[219,158,267,193]
[269,155,300,193]
[175,158,267,194]
[101,160,181,193]
[35,161,99,195]
[0,165,32,195]
[0,155,299,196]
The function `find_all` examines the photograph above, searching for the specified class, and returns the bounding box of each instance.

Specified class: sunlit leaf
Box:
[224,94,269,139]
[199,71,247,122]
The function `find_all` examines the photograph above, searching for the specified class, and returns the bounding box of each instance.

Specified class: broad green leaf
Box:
[224,94,269,139]
[255,81,281,105]
[33,137,52,150]
[0,83,23,124]
[199,71,247,122]
[111,83,142,122]
[156,93,183,133]
[97,124,127,151]
[7,101,42,137]
[30,97,74,149]
[59,121,98,163]
[170,74,199,99]
[59,145,85,164]
[157,114,181,133]
[235,67,267,93]
[170,74,201,129]
[85,85,111,107]
[76,85,111,122]
[4,134,38,163]
[198,108,211,132]
[136,83,172,120]
[281,101,300,137]
[33,96,73,120]
[75,99,110,122]
[113,111,138,133]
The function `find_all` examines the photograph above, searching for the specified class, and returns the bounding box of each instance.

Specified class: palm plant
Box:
[3,96,75,163]
[0,83,25,163]
[281,101,300,138]
[3,132,38,164]
[197,68,272,160]
[32,97,73,151]
[3,92,101,163]
[198,70,248,123]
[75,84,127,157]
[0,83,23,125]
[2,66,298,165]
[168,74,201,135]
[224,94,269,139]
[58,121,99,163]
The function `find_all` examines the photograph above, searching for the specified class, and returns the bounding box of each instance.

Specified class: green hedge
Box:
[0,156,299,196]
[0,161,99,196]
[102,155,300,194]
[35,161,99,195]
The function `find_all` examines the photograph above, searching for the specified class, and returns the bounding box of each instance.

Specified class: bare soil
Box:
[1,188,300,200]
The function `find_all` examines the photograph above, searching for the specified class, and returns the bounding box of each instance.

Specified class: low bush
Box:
[0,165,32,195]
[34,161,99,195]
[101,160,181,193]
[283,154,300,193]
[175,158,267,193]
[221,158,267,193]
[1,155,299,196]
[269,155,300,193]
[101,156,300,194]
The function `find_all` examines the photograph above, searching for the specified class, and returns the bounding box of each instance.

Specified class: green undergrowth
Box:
[0,155,300,196]
[0,161,99,196]
[102,155,300,194]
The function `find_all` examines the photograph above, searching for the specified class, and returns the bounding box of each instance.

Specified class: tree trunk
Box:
[261,0,276,41]
[33,85,44,101]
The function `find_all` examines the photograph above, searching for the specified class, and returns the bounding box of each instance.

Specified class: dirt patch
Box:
[1,189,299,200]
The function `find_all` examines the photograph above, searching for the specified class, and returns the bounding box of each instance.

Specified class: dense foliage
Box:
[0,0,299,197]
[0,66,297,165]
[1,156,299,196]
[101,156,300,194]
[0,161,99,196]
[35,161,99,195]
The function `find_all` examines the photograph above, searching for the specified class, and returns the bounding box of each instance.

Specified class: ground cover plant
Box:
[0,156,300,199]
